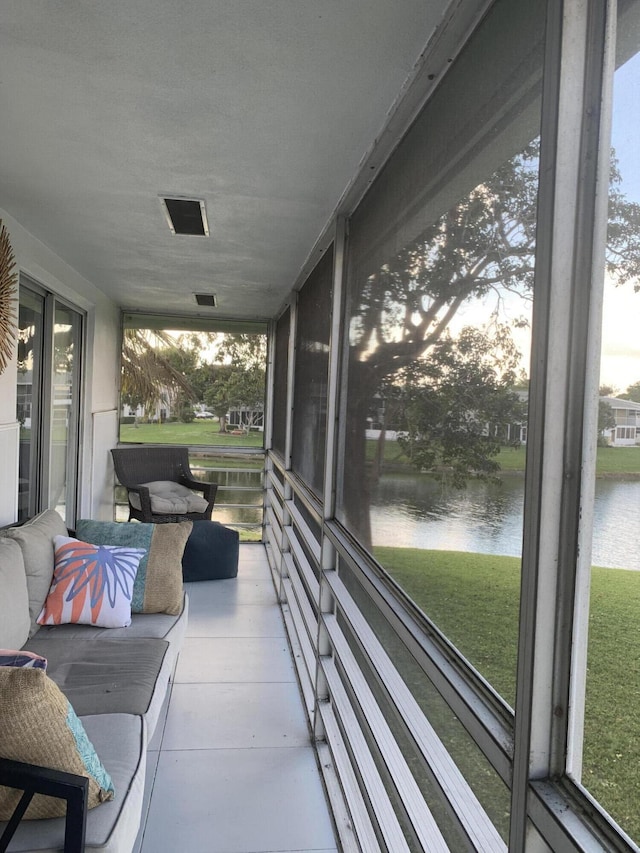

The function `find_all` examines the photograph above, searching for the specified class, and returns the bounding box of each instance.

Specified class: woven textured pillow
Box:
[37,535,146,628]
[0,667,114,820]
[75,520,192,615]
[0,650,47,670]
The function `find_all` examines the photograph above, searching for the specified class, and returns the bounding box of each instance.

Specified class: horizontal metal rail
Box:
[325,569,506,853]
[286,497,322,564]
[317,701,384,852]
[285,530,321,605]
[326,521,514,785]
[323,614,453,852]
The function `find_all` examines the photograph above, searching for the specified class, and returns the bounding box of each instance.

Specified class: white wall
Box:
[0,208,121,525]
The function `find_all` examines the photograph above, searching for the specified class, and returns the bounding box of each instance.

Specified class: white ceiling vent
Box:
[160,197,209,236]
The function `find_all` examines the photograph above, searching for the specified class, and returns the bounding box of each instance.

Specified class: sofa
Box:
[0,510,193,853]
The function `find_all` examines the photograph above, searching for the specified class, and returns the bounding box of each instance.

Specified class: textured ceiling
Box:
[0,0,451,321]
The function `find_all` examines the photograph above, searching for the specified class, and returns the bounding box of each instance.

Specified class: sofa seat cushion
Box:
[1,713,146,853]
[22,637,169,720]
[32,593,188,642]
[128,480,209,515]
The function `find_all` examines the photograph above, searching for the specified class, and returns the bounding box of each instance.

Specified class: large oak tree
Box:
[341,142,640,545]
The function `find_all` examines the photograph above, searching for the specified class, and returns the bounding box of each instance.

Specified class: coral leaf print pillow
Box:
[37,535,146,628]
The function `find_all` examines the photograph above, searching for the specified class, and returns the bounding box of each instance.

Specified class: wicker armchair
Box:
[111,446,218,524]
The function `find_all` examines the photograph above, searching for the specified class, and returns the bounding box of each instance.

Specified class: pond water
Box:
[371,474,640,571]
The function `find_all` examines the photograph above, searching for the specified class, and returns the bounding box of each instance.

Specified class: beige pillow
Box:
[6,510,68,637]
[0,538,30,650]
[0,667,114,820]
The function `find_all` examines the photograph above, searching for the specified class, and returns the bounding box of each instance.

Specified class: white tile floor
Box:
[133,544,338,853]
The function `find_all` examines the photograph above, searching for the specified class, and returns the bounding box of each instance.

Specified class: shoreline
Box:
[375,463,640,480]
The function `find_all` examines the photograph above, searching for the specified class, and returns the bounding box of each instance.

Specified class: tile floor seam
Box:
[157,744,316,753]
[173,679,297,684]
[185,634,286,640]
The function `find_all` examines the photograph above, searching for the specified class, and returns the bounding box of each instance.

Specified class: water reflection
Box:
[371,474,640,570]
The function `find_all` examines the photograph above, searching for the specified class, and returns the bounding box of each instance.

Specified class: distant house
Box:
[227,405,265,431]
[600,396,640,446]
[364,390,640,448]
[485,392,640,448]
[121,401,172,422]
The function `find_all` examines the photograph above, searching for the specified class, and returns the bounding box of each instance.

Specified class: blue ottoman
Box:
[182,520,239,581]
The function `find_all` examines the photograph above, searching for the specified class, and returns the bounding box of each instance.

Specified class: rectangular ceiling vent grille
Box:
[194,293,217,307]
[161,197,209,236]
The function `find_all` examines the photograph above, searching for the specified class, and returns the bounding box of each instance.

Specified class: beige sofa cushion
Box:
[6,510,68,638]
[0,538,30,649]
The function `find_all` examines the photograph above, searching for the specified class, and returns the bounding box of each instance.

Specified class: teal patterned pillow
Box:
[75,520,191,614]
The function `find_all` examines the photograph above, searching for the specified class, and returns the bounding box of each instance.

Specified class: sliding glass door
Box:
[16,277,83,526]
[16,285,44,520]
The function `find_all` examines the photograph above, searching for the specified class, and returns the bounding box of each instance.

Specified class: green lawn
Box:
[495,444,640,476]
[365,436,412,465]
[119,421,264,447]
[593,446,640,476]
[375,546,640,842]
[190,454,264,471]
[118,423,640,476]
[364,438,640,476]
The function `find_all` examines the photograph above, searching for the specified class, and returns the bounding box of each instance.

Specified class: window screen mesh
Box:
[272,307,290,456]
[337,0,545,548]
[291,248,334,496]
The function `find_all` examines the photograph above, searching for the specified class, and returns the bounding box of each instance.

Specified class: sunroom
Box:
[1,0,639,851]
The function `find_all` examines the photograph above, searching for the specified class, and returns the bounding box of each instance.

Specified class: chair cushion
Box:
[6,510,68,638]
[0,538,30,649]
[128,481,209,515]
[37,536,146,629]
[0,668,114,820]
[75,520,191,615]
[182,521,240,582]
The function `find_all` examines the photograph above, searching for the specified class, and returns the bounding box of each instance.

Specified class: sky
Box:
[455,50,640,396]
[599,50,640,393]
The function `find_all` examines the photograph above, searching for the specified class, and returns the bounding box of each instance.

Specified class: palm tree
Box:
[121,329,196,420]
